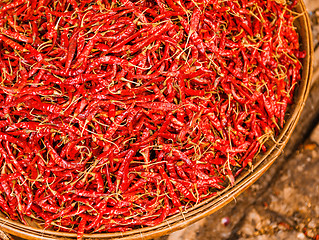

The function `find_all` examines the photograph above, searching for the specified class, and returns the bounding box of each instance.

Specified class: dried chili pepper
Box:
[0,0,306,239]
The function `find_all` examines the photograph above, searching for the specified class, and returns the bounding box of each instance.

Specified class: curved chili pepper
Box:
[0,0,306,237]
[0,0,27,14]
[0,34,25,51]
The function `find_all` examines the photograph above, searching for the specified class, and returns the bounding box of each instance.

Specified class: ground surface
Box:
[0,0,319,240]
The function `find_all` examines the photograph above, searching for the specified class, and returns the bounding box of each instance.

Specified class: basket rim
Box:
[0,1,314,239]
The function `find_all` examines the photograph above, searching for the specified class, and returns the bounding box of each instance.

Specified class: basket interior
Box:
[0,1,313,239]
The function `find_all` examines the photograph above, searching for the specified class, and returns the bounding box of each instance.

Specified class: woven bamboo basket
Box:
[0,0,313,239]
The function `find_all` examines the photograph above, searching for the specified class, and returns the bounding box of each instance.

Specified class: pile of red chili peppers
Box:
[0,0,305,238]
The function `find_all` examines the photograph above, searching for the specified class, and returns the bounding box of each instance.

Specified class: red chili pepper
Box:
[0,34,25,51]
[0,0,27,13]
[116,148,136,191]
[129,22,174,55]
[44,140,85,169]
[65,30,79,72]
[143,196,170,226]
[73,34,100,69]
[0,0,305,237]
[1,28,33,43]
[172,180,197,202]
[0,172,21,182]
